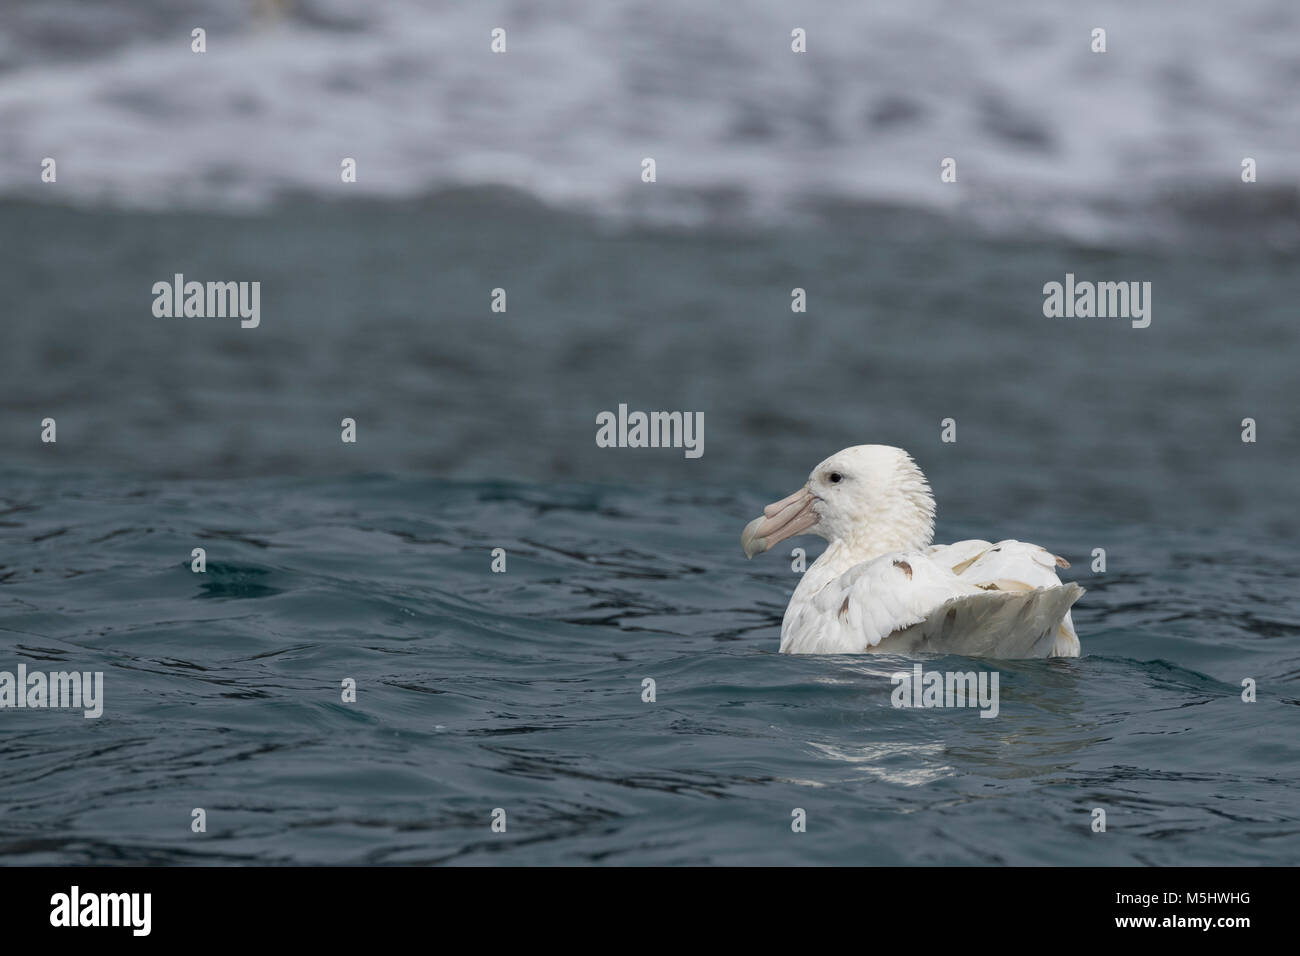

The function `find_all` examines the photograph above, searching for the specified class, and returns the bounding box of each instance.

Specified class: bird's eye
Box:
[828,472,842,483]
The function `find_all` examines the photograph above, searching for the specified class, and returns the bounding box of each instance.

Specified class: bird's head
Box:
[741,445,935,559]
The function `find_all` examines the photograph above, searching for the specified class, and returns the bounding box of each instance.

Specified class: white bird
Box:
[741,445,1083,657]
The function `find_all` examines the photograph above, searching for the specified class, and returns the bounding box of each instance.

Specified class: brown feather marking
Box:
[893,559,913,579]
[993,578,1034,592]
[950,549,990,575]
[1040,546,1071,569]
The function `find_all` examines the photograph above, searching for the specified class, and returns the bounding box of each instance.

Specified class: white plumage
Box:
[741,446,1083,657]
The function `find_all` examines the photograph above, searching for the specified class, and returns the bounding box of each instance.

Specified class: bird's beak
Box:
[741,486,819,558]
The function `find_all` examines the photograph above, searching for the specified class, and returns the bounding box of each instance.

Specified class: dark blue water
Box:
[1,469,1296,864]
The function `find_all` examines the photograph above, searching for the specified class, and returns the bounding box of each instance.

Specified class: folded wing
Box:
[780,540,1082,657]
[932,539,1080,656]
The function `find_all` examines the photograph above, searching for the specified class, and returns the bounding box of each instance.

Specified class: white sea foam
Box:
[1,0,1297,244]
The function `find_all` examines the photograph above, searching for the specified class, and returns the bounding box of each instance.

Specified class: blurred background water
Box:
[0,0,1297,865]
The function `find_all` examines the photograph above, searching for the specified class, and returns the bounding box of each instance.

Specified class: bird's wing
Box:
[926,539,993,568]
[781,541,1085,657]
[875,581,1085,658]
[931,538,1081,656]
[941,538,1070,589]
[781,550,984,654]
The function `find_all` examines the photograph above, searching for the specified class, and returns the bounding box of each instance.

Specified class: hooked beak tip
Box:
[741,489,817,558]
[740,515,767,559]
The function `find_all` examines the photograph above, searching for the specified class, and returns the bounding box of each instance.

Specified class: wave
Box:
[2,0,1298,246]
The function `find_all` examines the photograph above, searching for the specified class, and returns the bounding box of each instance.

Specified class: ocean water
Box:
[0,471,1297,865]
[1,0,1299,866]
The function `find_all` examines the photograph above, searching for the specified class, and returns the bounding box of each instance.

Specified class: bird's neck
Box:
[796,526,931,598]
